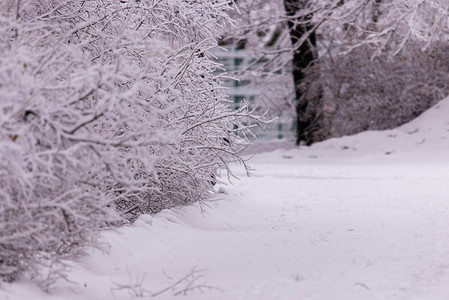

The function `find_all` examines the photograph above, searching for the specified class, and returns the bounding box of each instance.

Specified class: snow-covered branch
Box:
[0,0,267,286]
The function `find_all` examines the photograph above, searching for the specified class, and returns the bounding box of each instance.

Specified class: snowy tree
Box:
[224,0,449,144]
[0,0,266,286]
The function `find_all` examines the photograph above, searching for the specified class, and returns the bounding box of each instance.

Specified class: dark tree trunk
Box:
[372,0,382,23]
[284,0,319,146]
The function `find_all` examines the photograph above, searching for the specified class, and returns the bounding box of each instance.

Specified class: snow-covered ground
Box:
[2,98,449,300]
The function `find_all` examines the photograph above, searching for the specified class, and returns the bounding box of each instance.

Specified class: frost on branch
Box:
[0,0,265,285]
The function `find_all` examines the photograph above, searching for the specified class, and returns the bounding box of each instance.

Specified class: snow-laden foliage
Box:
[0,0,265,285]
[305,42,449,138]
[223,0,449,142]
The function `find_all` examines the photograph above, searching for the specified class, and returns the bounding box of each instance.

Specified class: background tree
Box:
[223,0,449,144]
[284,0,319,145]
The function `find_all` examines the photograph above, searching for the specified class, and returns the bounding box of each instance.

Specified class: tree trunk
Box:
[284,0,319,146]
[372,0,382,23]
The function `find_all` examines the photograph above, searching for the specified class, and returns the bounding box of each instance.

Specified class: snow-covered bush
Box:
[0,0,264,285]
[307,41,449,138]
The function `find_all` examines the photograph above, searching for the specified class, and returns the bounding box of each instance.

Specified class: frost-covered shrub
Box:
[306,41,449,139]
[0,143,120,285]
[0,0,264,285]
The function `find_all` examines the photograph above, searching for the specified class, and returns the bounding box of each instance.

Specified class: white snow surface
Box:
[3,98,449,299]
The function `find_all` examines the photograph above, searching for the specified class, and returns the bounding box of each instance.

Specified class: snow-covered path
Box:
[207,155,449,300]
[3,99,449,300]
